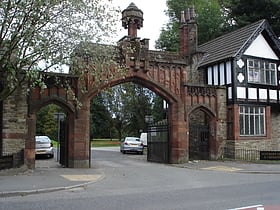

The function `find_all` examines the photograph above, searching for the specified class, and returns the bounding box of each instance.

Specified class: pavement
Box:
[176,160,280,174]
[0,160,104,197]
[0,158,280,198]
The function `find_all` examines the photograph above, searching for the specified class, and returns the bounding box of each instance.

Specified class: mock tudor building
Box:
[197,19,280,159]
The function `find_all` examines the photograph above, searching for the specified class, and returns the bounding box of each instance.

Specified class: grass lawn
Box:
[91,139,120,147]
[51,140,58,148]
[51,139,120,148]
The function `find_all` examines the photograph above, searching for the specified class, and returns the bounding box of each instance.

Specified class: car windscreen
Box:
[36,137,50,143]
[125,138,140,142]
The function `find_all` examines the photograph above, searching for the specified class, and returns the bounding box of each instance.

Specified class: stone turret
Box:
[121,3,143,38]
[119,3,149,72]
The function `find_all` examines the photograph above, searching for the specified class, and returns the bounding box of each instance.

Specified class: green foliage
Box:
[196,0,227,43]
[70,42,128,94]
[156,23,180,52]
[90,94,115,139]
[121,83,154,136]
[102,84,126,140]
[0,0,119,100]
[220,0,280,36]
[151,96,167,123]
[156,0,226,51]
[36,104,64,140]
[91,82,157,140]
[157,0,280,52]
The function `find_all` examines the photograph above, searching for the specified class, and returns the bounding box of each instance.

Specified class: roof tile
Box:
[198,19,266,67]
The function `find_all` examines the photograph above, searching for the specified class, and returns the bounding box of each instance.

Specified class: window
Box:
[207,67,212,85]
[247,59,277,85]
[239,106,265,136]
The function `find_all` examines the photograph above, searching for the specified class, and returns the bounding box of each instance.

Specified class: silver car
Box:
[35,136,54,158]
[120,137,144,154]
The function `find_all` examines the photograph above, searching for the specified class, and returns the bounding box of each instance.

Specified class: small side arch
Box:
[29,97,76,115]
[26,97,76,168]
[187,104,216,119]
[187,105,217,160]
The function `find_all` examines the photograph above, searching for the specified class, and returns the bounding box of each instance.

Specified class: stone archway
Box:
[188,106,216,160]
[1,3,225,170]
[26,98,76,169]
[22,3,221,169]
[86,75,187,164]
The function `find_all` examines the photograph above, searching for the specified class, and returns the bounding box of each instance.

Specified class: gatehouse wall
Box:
[225,106,280,160]
[2,85,28,158]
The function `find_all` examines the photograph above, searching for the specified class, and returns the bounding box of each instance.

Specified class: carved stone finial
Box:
[121,3,143,37]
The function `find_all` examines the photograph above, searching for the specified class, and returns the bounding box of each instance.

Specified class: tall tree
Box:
[151,96,167,123]
[156,0,226,51]
[90,83,167,139]
[103,85,126,140]
[90,94,113,139]
[220,0,280,36]
[0,0,119,101]
[121,83,154,136]
[36,104,62,140]
[101,83,154,139]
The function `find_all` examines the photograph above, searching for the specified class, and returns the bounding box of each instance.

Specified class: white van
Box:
[140,132,147,147]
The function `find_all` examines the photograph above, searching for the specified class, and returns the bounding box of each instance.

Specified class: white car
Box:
[120,137,144,154]
[35,136,54,158]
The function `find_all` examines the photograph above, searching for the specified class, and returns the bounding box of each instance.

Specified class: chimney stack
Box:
[179,6,197,57]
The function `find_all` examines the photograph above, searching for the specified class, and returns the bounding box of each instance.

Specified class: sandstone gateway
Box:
[1,3,280,169]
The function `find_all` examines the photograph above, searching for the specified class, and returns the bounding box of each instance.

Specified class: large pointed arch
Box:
[86,75,180,105]
[85,74,187,164]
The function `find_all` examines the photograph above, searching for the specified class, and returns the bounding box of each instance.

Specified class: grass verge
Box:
[51,139,120,148]
[91,139,120,147]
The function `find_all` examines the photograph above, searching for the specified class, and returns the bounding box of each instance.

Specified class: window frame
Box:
[247,58,277,85]
[239,106,266,137]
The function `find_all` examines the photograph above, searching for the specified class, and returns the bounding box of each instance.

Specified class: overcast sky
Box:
[112,1,168,49]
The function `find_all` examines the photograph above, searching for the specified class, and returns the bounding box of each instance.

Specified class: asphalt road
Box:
[1,147,280,210]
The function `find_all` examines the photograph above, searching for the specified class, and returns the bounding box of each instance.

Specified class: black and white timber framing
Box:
[198,19,280,106]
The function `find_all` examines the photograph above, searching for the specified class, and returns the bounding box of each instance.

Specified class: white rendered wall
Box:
[244,34,279,60]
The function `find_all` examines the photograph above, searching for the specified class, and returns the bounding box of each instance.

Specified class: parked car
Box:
[140,132,147,147]
[120,137,144,154]
[35,136,54,158]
